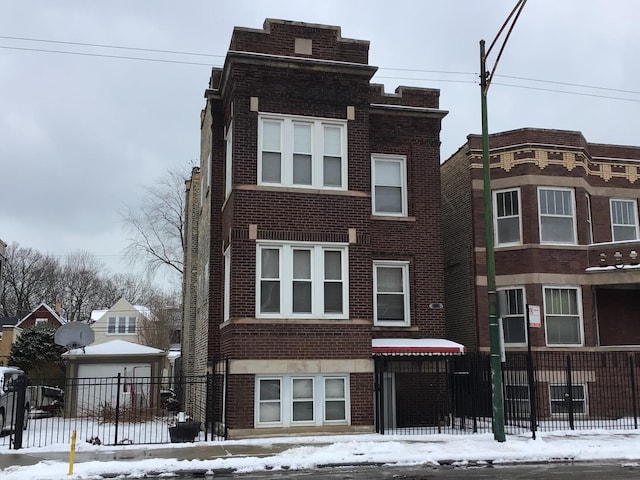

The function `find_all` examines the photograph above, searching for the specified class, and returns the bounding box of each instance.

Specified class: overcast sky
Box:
[2,1,639,287]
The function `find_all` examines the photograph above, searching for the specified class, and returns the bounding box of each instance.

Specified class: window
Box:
[258,378,281,423]
[256,374,349,427]
[610,199,639,242]
[550,384,587,415]
[544,287,582,345]
[494,189,521,245]
[585,194,593,244]
[35,318,47,325]
[292,378,314,422]
[107,316,137,335]
[373,261,410,326]
[225,122,233,198]
[498,287,526,345]
[505,385,530,418]
[538,187,576,244]
[257,243,348,318]
[258,114,347,189]
[372,155,407,216]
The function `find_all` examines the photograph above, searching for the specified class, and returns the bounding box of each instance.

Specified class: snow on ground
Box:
[2,430,640,479]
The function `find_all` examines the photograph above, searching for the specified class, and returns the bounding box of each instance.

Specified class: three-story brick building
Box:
[183,19,458,438]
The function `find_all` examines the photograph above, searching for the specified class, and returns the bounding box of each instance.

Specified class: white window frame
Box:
[35,318,48,325]
[223,247,230,322]
[371,154,407,216]
[549,383,588,416]
[543,286,583,346]
[225,122,233,198]
[610,198,639,242]
[107,316,137,335]
[256,242,349,319]
[497,286,527,346]
[373,261,410,327]
[538,187,577,245]
[257,113,348,190]
[493,188,522,246]
[255,374,350,428]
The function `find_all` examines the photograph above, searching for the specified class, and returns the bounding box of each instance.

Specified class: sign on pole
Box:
[528,305,541,328]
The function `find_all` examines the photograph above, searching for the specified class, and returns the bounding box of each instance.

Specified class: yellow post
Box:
[68,430,77,475]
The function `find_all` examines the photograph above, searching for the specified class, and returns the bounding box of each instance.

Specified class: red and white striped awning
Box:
[372,338,466,356]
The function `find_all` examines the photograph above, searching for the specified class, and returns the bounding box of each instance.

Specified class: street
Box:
[177,462,640,479]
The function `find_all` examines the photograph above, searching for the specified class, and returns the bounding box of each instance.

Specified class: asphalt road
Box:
[177,462,640,479]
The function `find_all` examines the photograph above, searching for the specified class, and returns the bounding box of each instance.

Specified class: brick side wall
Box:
[441,147,477,349]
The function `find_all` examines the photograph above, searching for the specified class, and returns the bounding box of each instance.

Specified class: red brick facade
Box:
[442,128,640,352]
[185,19,448,438]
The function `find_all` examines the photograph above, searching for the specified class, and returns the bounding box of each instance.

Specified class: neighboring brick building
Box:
[442,128,640,417]
[183,19,458,438]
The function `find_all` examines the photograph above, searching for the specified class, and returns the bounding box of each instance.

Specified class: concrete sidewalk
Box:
[0,442,308,472]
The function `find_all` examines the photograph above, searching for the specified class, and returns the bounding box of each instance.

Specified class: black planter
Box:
[169,420,201,443]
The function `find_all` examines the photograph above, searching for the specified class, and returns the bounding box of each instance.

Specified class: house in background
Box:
[90,298,180,379]
[0,317,19,366]
[441,127,640,418]
[15,302,66,333]
[183,19,459,439]
[90,298,150,345]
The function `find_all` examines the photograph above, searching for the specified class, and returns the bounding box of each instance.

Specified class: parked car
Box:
[0,366,31,433]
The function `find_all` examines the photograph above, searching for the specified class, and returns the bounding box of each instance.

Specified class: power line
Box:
[0,45,215,66]
[0,34,224,59]
[2,35,640,103]
[493,82,640,103]
[495,74,640,96]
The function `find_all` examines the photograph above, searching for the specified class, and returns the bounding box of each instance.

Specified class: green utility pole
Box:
[479,0,528,443]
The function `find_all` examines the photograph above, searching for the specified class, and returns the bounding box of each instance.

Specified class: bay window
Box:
[538,187,576,244]
[610,198,639,242]
[494,188,521,245]
[544,286,582,346]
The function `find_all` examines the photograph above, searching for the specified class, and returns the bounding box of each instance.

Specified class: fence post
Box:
[630,355,638,430]
[114,373,122,445]
[526,349,537,439]
[205,371,213,441]
[12,374,27,450]
[565,355,574,430]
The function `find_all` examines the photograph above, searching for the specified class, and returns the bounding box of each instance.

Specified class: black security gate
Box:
[375,351,640,436]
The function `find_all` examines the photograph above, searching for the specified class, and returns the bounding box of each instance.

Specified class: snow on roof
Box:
[90,309,108,321]
[372,338,466,356]
[64,339,164,356]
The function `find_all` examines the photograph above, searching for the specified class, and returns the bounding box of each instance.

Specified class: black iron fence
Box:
[0,372,226,450]
[4,351,640,449]
[375,350,640,436]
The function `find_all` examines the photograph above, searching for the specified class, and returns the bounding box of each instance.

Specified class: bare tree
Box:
[121,166,189,279]
[136,290,181,350]
[96,272,158,308]
[59,251,105,322]
[0,243,58,317]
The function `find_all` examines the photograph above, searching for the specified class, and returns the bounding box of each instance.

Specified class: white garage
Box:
[63,340,165,417]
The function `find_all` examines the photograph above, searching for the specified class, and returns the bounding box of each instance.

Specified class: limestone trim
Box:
[469,148,640,184]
